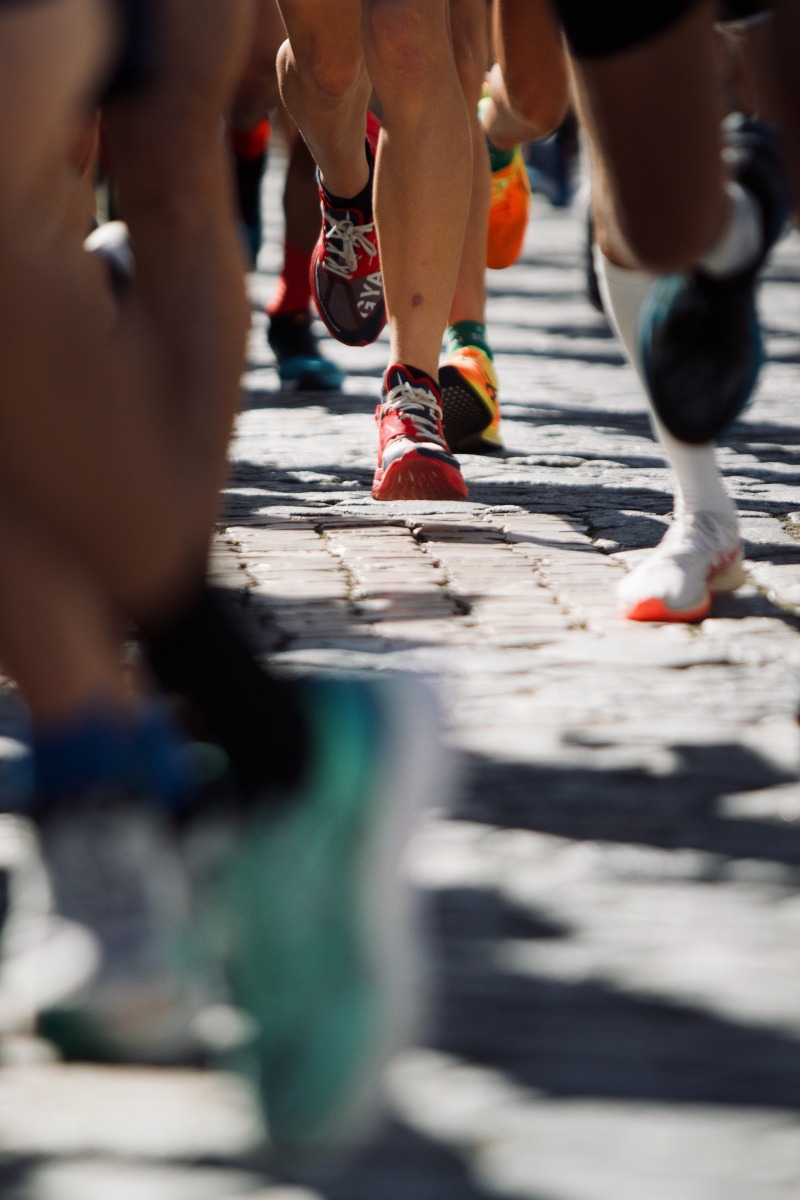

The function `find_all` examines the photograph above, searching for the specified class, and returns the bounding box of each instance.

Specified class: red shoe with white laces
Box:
[311,112,386,347]
[371,365,469,502]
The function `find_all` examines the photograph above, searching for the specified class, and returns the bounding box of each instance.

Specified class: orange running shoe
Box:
[372,365,468,501]
[439,346,502,453]
[487,146,531,270]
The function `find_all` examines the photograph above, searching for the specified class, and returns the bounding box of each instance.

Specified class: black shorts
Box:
[556,0,771,59]
[554,0,700,57]
[103,0,156,100]
[718,0,771,23]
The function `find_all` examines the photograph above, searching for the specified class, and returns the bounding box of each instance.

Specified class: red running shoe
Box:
[372,365,469,502]
[311,112,385,347]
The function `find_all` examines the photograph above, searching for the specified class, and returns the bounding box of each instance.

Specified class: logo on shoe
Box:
[357,272,384,317]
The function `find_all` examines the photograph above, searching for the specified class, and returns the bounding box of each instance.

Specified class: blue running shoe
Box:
[197,672,446,1159]
[267,311,345,392]
[638,115,790,444]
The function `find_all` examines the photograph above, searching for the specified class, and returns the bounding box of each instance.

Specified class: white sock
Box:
[697,181,763,278]
[593,247,738,526]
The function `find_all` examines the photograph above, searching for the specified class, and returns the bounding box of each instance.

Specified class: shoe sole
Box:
[623,551,747,623]
[439,364,502,454]
[311,251,387,348]
[372,450,469,501]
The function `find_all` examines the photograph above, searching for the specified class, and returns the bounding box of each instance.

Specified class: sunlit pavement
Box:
[1,153,800,1199]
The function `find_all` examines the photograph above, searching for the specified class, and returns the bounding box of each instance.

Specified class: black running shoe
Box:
[638,115,789,444]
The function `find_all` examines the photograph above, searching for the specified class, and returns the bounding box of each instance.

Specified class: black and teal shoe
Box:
[267,311,346,392]
[638,114,790,445]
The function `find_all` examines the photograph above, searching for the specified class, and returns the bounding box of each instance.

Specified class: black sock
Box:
[320,138,375,215]
[139,584,308,799]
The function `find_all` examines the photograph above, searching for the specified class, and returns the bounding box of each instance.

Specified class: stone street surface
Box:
[2,157,800,1199]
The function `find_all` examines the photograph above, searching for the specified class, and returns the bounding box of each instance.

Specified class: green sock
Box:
[477,95,516,174]
[487,140,514,175]
[445,321,493,360]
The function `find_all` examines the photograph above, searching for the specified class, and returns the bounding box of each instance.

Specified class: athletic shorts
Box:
[718,0,771,25]
[103,0,156,101]
[557,0,771,59]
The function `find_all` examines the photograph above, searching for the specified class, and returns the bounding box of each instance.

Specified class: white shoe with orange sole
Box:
[619,512,747,623]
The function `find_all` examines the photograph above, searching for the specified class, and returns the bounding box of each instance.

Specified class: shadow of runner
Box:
[428,887,800,1111]
[455,744,800,867]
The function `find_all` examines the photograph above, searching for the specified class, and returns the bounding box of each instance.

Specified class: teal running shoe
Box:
[638,115,789,444]
[267,311,345,392]
[198,672,445,1159]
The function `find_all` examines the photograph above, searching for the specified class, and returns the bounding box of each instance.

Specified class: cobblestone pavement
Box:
[1,158,800,1199]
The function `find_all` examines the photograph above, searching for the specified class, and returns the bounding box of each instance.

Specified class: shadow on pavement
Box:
[456,743,800,867]
[430,886,800,1110]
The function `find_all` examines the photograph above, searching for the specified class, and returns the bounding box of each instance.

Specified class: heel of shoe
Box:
[709,552,748,593]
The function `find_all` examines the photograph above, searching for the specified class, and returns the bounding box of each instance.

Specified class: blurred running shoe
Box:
[439,345,502,453]
[638,115,790,444]
[311,113,385,346]
[267,311,345,392]
[0,814,97,1038]
[487,145,531,270]
[197,672,444,1157]
[372,365,468,501]
[34,788,212,1064]
[618,512,746,622]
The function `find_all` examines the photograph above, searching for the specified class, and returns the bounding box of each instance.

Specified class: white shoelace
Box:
[380,380,448,448]
[323,212,378,278]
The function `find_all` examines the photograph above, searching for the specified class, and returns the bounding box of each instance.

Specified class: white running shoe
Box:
[0,814,97,1037]
[618,511,747,622]
[34,790,215,1064]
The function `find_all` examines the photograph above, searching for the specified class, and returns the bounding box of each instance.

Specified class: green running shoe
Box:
[198,672,447,1159]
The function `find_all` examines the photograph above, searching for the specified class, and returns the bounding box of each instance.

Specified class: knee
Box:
[278,33,365,106]
[500,63,570,140]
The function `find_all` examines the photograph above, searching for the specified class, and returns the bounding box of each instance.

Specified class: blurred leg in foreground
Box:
[0,0,443,1159]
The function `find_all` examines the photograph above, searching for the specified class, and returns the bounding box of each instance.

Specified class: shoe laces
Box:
[380,379,448,448]
[322,211,377,278]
